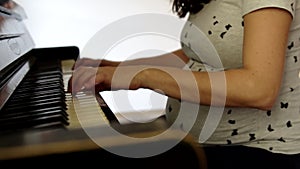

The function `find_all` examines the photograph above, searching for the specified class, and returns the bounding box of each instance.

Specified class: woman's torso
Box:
[165,0,300,154]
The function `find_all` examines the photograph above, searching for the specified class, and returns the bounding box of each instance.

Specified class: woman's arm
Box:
[74,49,189,68]
[71,7,292,111]
[70,49,189,92]
[137,7,292,110]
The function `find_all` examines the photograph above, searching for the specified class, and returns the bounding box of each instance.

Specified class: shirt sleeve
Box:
[242,0,296,18]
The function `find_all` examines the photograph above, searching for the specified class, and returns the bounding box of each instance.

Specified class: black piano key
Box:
[17,74,63,85]
[22,70,62,79]
[30,60,61,70]
[13,82,64,94]
[0,106,68,119]
[25,70,62,78]
[14,79,63,91]
[8,92,64,104]
[0,113,69,133]
[31,121,67,130]
[4,96,66,110]
[0,109,69,126]
[0,105,69,133]
[10,89,64,101]
[4,99,67,113]
[20,75,63,86]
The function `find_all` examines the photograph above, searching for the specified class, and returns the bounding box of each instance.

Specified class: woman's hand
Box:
[69,65,145,94]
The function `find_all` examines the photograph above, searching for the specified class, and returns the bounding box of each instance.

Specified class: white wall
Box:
[15,0,177,50]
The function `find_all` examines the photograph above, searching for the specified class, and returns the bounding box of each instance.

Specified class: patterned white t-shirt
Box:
[165,0,300,154]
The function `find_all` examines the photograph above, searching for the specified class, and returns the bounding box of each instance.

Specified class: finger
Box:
[84,72,108,91]
[67,76,73,93]
[72,67,97,93]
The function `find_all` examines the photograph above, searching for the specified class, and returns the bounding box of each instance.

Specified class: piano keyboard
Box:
[61,59,110,129]
[0,57,110,134]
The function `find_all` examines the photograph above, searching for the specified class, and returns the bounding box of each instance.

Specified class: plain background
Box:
[15,0,177,50]
[14,0,183,122]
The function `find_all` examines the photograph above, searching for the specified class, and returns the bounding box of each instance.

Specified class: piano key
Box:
[3,99,67,114]
[0,113,69,133]
[66,92,110,129]
[4,95,66,109]
[0,106,68,119]
[18,73,63,83]
[0,107,69,133]
[8,92,64,103]
[10,88,64,100]
[0,109,68,125]
[25,70,62,77]
[20,75,63,85]
[13,82,64,94]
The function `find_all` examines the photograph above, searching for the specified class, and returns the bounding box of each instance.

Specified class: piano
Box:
[0,1,207,168]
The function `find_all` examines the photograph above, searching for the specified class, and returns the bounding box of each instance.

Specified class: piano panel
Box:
[0,2,34,71]
[0,122,207,169]
[0,1,34,111]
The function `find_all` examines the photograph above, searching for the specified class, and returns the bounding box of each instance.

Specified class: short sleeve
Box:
[242,0,296,18]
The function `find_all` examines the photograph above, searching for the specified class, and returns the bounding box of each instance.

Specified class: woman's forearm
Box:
[76,49,189,68]
[108,49,189,68]
[137,66,279,110]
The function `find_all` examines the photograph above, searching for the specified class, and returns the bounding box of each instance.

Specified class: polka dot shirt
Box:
[165,0,300,154]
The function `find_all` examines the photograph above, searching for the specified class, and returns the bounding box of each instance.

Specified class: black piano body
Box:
[0,1,207,168]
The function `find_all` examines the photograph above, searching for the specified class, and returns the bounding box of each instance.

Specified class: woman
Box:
[70,0,300,168]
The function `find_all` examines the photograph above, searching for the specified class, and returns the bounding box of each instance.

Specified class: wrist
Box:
[134,67,150,89]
